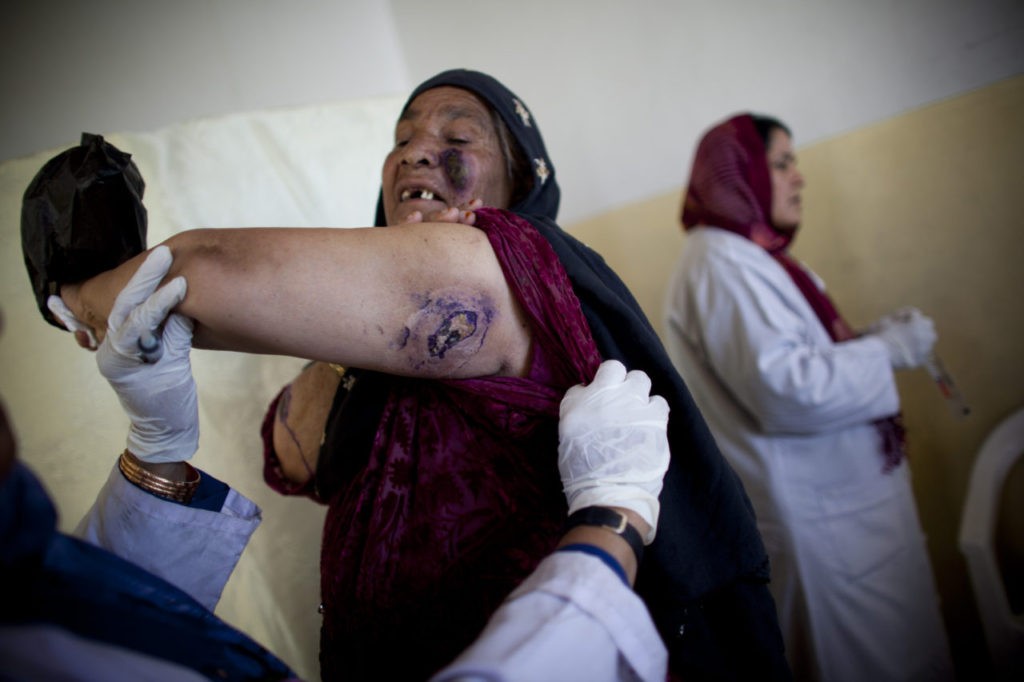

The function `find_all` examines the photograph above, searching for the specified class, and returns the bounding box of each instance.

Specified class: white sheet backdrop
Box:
[0,94,405,681]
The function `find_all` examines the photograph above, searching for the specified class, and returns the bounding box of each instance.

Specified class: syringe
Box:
[138,329,163,364]
[923,354,970,418]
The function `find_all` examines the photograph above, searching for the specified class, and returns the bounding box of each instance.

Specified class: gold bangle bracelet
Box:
[328,363,357,391]
[118,449,201,504]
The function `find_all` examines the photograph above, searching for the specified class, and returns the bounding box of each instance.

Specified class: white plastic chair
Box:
[959,406,1024,679]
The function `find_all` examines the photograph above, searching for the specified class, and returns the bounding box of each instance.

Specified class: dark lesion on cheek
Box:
[428,310,477,359]
[441,149,470,191]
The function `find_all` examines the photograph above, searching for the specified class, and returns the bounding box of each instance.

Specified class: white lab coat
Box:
[432,551,667,682]
[72,464,666,682]
[663,227,953,681]
[76,464,262,612]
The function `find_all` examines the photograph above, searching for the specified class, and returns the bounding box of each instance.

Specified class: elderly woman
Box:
[663,113,954,680]
[56,71,786,680]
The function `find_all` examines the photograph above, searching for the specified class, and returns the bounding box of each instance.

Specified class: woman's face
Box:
[381,87,512,226]
[766,127,804,231]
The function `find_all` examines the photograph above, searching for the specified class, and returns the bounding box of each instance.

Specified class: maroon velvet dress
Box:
[262,208,602,679]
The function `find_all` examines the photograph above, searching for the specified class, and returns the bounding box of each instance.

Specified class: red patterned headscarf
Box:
[682,113,905,471]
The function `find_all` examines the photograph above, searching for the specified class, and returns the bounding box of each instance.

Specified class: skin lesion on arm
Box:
[62,222,533,378]
[382,222,533,378]
[396,286,499,375]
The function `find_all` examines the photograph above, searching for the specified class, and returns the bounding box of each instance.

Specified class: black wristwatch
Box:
[565,506,644,564]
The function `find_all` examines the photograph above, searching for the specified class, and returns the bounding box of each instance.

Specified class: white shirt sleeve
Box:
[74,463,261,613]
[686,231,900,434]
[431,551,667,682]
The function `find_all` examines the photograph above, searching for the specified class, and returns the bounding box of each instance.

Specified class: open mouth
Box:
[400,188,445,203]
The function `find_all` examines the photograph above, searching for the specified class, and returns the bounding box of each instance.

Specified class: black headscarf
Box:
[368,69,790,679]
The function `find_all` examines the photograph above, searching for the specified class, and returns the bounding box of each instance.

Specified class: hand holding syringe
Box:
[923,354,971,418]
[872,307,969,418]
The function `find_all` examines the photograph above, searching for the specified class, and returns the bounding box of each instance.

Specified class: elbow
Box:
[160,229,226,270]
[748,382,899,435]
[745,393,815,434]
[739,364,837,433]
[155,229,239,334]
[159,228,237,290]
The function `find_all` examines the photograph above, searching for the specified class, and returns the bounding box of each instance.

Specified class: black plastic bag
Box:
[21,132,147,329]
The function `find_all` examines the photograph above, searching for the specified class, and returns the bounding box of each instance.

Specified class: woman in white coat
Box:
[663,113,954,681]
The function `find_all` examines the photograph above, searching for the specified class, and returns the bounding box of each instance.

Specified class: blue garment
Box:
[0,462,294,681]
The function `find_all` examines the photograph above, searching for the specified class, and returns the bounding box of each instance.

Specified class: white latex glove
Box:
[863,306,915,335]
[95,246,198,462]
[558,360,670,544]
[873,307,937,370]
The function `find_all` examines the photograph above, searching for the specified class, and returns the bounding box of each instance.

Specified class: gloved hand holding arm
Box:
[432,361,672,682]
[51,246,198,465]
[68,247,262,608]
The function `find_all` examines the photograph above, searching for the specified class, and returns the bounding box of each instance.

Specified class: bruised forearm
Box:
[61,229,254,351]
[64,228,383,354]
[61,225,531,378]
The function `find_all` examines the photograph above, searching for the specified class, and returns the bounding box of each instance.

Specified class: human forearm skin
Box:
[272,362,341,485]
[60,224,532,379]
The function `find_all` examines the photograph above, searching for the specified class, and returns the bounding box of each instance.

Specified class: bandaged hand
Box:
[558,360,671,544]
[872,307,937,370]
[95,246,197,463]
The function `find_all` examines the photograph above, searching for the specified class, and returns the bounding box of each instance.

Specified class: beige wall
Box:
[566,73,1024,675]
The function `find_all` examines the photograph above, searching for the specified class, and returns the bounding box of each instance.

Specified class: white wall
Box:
[0,0,408,161]
[390,0,1024,224]
[3,1,1022,223]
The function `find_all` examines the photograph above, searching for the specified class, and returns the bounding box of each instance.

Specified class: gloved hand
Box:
[558,360,671,544]
[872,307,937,370]
[90,246,197,462]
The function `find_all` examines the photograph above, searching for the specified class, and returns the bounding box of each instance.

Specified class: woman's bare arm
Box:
[61,223,533,380]
[272,362,341,485]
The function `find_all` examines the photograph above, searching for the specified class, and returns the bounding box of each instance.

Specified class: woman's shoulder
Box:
[689,226,761,252]
[683,227,775,271]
